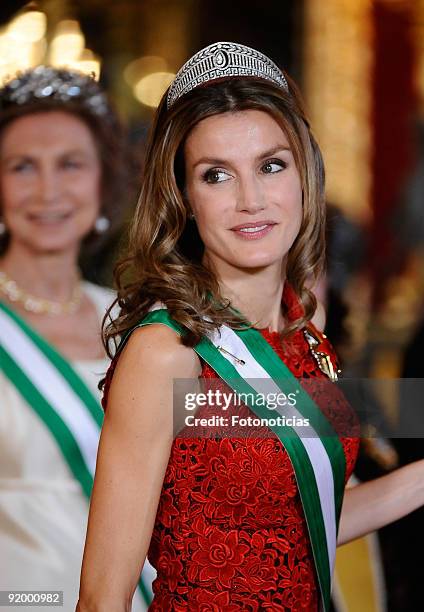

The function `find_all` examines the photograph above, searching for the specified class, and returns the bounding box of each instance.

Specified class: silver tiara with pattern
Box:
[0,66,113,121]
[167,41,289,109]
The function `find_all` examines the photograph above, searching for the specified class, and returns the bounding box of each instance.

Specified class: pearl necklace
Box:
[0,270,83,315]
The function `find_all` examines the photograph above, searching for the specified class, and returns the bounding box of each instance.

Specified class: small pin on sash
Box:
[217,345,246,366]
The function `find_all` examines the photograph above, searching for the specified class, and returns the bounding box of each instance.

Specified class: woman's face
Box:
[0,110,102,256]
[184,109,303,277]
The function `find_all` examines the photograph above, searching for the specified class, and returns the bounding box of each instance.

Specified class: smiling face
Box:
[184,109,303,278]
[0,110,102,257]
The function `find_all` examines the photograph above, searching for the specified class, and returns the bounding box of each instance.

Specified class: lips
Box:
[230,220,277,240]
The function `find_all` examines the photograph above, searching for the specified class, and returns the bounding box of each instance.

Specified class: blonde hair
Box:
[103,76,326,358]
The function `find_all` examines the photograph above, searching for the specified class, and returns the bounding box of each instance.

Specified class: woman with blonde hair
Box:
[78,43,424,611]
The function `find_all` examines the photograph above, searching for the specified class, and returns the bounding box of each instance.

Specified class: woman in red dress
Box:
[77,43,424,611]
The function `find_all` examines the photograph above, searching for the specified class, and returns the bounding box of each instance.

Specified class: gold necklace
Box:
[0,270,83,315]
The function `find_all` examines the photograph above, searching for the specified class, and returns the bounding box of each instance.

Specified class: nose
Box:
[37,165,61,205]
[235,172,266,214]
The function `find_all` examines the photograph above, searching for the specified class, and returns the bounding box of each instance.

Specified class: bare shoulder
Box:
[106,324,201,426]
[117,323,200,376]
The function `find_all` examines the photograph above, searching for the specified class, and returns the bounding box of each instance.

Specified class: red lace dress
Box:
[103,284,359,611]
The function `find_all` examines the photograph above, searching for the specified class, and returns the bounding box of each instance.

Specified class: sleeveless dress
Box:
[103,283,359,611]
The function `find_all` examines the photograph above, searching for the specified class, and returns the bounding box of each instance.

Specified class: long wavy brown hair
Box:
[104,76,326,359]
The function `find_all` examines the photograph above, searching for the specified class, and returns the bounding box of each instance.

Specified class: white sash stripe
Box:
[144,311,337,578]
[0,309,100,475]
[0,308,155,610]
[209,324,337,573]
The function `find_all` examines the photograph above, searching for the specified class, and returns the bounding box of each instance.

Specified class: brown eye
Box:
[203,169,230,184]
[262,160,286,174]
[11,160,33,173]
[62,159,83,170]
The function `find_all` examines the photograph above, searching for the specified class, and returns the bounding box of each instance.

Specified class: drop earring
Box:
[94,216,110,234]
[0,219,6,236]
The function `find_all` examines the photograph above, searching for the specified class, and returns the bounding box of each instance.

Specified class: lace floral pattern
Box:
[103,284,359,611]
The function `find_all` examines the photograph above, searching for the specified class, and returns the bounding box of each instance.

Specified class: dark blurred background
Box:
[1,2,424,609]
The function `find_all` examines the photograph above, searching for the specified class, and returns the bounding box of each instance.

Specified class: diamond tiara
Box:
[167,41,289,109]
[0,66,114,121]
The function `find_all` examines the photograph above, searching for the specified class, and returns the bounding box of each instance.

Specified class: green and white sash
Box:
[0,300,153,608]
[128,307,347,611]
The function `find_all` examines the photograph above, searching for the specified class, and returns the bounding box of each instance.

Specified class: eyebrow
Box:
[192,145,291,169]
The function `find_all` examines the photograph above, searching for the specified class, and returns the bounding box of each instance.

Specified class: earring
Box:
[94,216,110,234]
[189,212,195,220]
[0,219,6,236]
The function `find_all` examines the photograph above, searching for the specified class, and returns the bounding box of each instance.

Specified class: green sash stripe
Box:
[0,300,103,427]
[132,309,339,610]
[193,334,332,610]
[0,344,93,498]
[238,327,346,521]
[138,577,152,605]
[0,303,152,609]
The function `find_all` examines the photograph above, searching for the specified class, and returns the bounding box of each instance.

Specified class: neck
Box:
[0,241,81,301]
[212,259,286,332]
